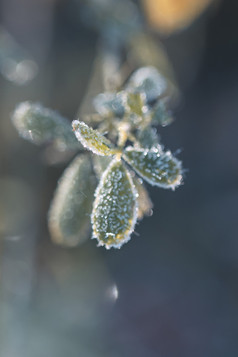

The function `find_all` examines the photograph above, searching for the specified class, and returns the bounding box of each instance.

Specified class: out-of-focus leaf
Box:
[72,120,117,156]
[12,102,80,151]
[123,147,182,189]
[92,155,112,179]
[127,66,167,103]
[93,91,127,117]
[136,127,160,149]
[126,92,146,116]
[91,158,138,249]
[142,0,215,34]
[133,176,153,220]
[151,99,173,127]
[48,154,97,247]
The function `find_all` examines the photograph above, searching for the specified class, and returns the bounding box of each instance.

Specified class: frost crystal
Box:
[91,158,138,249]
[72,120,116,156]
[123,147,182,189]
[48,154,96,247]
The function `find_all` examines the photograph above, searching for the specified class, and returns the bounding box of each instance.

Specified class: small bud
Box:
[126,92,146,116]
[12,102,80,151]
[72,120,117,156]
[123,147,182,189]
[93,91,127,118]
[91,158,138,249]
[127,66,167,103]
[48,154,96,247]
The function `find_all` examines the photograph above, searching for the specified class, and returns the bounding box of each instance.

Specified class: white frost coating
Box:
[72,120,116,156]
[91,158,138,249]
[127,66,167,102]
[93,91,127,117]
[123,147,182,190]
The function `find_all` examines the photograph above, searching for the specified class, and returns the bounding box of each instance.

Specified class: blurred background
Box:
[1,0,238,356]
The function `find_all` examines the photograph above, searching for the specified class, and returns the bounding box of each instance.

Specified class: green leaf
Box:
[11,102,81,151]
[91,158,138,249]
[48,154,97,247]
[93,91,127,118]
[127,66,167,103]
[151,99,173,127]
[133,176,153,220]
[123,147,182,189]
[72,120,117,156]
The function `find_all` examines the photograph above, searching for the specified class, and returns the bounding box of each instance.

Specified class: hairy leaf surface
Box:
[123,147,182,189]
[12,102,80,150]
[92,158,138,249]
[48,154,96,247]
[72,120,116,156]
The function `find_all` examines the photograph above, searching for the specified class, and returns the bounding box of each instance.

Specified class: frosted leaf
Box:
[136,127,160,149]
[133,176,153,220]
[72,120,116,156]
[11,102,80,151]
[92,155,112,179]
[127,66,167,103]
[48,154,96,247]
[126,92,146,116]
[93,91,127,118]
[123,147,182,189]
[151,99,173,127]
[91,158,138,249]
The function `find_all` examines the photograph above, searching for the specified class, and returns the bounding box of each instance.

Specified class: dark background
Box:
[0,0,238,356]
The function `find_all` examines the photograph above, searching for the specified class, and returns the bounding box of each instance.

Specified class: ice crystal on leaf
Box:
[72,120,117,156]
[123,147,182,189]
[91,158,138,249]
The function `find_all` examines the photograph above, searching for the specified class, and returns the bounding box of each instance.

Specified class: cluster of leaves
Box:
[12,66,183,249]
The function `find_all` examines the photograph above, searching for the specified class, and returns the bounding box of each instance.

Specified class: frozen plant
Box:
[12,66,183,249]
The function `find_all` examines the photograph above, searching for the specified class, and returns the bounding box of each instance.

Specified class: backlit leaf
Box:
[48,154,97,247]
[11,102,81,151]
[123,147,182,189]
[91,158,138,249]
[72,120,117,156]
